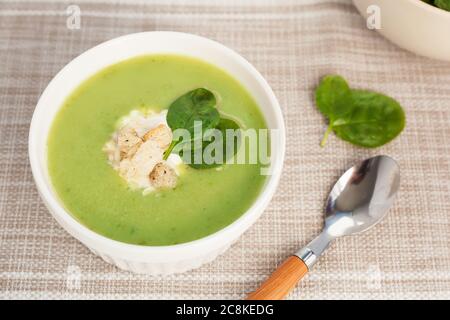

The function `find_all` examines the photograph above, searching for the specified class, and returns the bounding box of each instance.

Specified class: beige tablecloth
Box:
[1,0,450,300]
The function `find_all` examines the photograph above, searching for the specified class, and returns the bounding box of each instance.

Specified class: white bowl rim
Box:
[29,31,286,259]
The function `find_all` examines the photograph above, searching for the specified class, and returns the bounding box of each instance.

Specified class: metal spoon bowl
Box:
[326,155,400,235]
[247,155,400,300]
[297,155,401,267]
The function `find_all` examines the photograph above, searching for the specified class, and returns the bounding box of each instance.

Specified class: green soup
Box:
[48,55,268,246]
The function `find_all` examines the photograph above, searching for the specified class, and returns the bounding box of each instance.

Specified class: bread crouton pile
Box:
[103,110,180,193]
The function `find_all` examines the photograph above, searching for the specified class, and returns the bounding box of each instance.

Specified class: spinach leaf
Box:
[185,117,241,169]
[422,0,450,11]
[333,90,405,148]
[315,75,405,148]
[435,0,450,11]
[315,75,353,120]
[164,88,220,159]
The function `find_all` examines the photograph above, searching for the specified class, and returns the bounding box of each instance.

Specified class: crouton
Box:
[118,158,135,180]
[126,140,164,188]
[104,110,181,193]
[149,162,178,189]
[117,127,142,159]
[143,124,172,150]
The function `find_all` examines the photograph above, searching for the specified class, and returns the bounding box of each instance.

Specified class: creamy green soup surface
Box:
[48,55,268,246]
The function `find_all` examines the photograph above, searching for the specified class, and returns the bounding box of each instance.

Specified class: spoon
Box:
[247,155,400,300]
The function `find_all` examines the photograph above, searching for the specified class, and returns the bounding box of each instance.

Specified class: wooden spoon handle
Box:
[246,256,308,300]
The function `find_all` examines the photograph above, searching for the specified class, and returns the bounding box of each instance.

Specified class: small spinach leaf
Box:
[315,75,353,120]
[185,117,241,169]
[164,88,220,159]
[315,75,405,148]
[333,90,405,148]
[435,0,450,11]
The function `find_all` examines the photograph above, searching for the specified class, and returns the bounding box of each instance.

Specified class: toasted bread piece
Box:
[143,124,172,150]
[126,140,164,188]
[149,162,178,189]
[118,158,135,180]
[117,127,142,159]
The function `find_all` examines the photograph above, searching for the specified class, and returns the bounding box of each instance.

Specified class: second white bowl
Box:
[353,0,450,61]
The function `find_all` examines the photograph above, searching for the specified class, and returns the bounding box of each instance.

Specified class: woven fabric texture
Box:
[0,0,449,299]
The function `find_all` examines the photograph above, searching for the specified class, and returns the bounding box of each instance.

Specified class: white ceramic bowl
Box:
[29,32,285,275]
[353,0,450,61]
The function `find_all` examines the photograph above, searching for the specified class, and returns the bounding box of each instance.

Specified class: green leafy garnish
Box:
[187,117,241,169]
[315,75,353,119]
[164,88,220,160]
[164,88,241,168]
[435,0,450,11]
[422,0,450,11]
[315,75,405,148]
